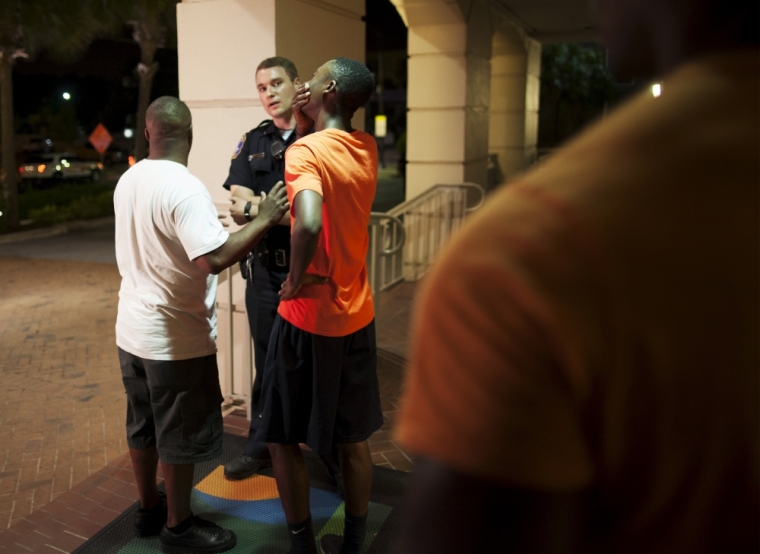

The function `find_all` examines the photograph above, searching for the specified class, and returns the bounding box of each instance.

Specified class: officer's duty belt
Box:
[253,240,289,272]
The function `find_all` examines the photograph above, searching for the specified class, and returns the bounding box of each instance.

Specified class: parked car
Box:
[19,153,103,183]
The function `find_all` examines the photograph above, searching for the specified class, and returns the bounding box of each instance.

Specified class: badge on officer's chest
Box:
[231,134,246,159]
[249,152,266,161]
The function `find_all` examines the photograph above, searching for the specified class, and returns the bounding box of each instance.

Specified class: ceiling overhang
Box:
[489,0,597,43]
[390,0,598,43]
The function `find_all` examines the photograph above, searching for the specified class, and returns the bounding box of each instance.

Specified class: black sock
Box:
[341,511,368,554]
[287,516,316,553]
[168,513,193,534]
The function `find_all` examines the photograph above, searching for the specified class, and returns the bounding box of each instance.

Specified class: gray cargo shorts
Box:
[118,347,224,465]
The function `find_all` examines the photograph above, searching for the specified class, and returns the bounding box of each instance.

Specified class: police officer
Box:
[222,57,343,492]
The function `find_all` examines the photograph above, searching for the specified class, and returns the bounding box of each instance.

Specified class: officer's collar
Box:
[262,120,297,142]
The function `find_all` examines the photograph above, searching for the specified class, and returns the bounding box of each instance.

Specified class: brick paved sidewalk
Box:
[0,257,126,531]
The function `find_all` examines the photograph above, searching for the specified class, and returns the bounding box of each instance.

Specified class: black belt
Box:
[253,240,290,272]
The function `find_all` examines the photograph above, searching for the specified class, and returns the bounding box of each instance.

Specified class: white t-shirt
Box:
[114,159,229,360]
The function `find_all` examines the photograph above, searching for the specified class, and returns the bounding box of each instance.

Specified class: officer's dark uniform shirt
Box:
[223,119,297,273]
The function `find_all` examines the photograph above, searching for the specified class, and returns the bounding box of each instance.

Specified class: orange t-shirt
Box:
[278,128,377,337]
[396,50,759,552]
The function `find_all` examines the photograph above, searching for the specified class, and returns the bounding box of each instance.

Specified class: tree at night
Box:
[539,43,618,148]
[108,0,179,162]
[0,0,107,229]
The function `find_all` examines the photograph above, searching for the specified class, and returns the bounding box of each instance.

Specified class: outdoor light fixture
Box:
[62,92,71,100]
[124,128,134,139]
[37,164,46,173]
[651,83,662,97]
[374,115,387,138]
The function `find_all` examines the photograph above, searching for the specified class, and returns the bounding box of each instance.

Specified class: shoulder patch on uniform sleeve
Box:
[231,134,246,159]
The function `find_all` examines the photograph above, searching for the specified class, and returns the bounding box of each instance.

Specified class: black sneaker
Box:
[223,454,272,480]
[319,534,342,554]
[159,516,237,553]
[134,492,167,537]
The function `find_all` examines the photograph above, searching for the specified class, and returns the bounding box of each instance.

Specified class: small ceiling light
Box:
[124,128,134,139]
[651,83,662,97]
[62,92,71,100]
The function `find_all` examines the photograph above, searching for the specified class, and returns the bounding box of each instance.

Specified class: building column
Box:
[176,0,365,401]
[392,0,493,200]
[488,22,541,188]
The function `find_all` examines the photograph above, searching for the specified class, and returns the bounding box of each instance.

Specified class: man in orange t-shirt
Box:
[255,58,381,554]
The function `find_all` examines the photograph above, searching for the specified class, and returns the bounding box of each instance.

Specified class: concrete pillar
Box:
[176,0,365,401]
[393,0,493,200]
[488,23,541,188]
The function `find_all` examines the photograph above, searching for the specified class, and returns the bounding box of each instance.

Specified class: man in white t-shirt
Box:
[114,96,289,554]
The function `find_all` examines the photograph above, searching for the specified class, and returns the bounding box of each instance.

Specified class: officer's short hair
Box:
[256,57,298,82]
[327,58,374,118]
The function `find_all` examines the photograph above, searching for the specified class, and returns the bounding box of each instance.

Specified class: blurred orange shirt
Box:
[278,129,377,337]
[396,50,759,552]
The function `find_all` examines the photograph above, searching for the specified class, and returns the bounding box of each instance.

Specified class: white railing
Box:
[216,265,254,420]
[367,182,485,295]
[367,212,406,298]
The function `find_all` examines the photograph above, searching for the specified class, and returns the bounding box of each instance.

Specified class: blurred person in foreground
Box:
[255,58,380,554]
[395,0,759,552]
[114,96,289,553]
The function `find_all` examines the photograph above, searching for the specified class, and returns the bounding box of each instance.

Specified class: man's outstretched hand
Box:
[293,83,313,138]
[257,181,289,226]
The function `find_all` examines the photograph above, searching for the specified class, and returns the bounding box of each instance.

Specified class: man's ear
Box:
[144,128,150,142]
[293,77,301,86]
[325,80,336,94]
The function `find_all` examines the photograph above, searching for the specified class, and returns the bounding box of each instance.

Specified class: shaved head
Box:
[146,96,192,141]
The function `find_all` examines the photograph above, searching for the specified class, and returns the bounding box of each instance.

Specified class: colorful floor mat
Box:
[74,433,410,554]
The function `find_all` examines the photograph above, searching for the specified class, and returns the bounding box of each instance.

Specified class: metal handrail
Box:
[367,182,486,296]
[387,182,486,218]
[369,212,406,255]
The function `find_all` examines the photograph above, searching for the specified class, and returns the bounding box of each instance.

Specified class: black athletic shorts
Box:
[118,347,224,465]
[255,316,383,455]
